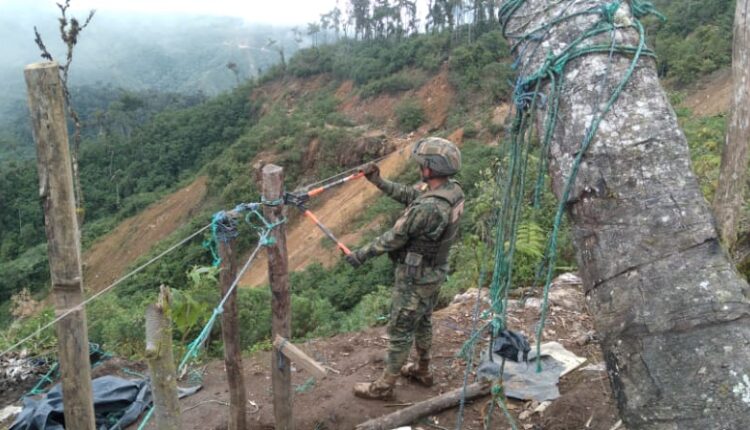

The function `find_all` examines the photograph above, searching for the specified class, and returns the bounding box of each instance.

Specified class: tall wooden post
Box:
[145,286,180,430]
[713,0,750,250]
[24,61,95,430]
[217,222,247,430]
[262,164,293,430]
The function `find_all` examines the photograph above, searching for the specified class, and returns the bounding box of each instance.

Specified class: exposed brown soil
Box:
[253,75,332,116]
[82,176,209,293]
[132,280,618,430]
[415,66,454,131]
[682,68,731,117]
[239,137,417,287]
[338,66,454,131]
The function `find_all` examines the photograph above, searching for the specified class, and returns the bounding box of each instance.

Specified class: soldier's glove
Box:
[362,163,382,185]
[345,252,363,269]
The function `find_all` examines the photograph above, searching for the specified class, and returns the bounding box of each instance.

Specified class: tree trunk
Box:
[713,0,750,251]
[503,1,750,428]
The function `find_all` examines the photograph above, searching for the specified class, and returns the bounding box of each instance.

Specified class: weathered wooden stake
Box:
[273,335,327,380]
[262,164,294,430]
[145,286,180,430]
[713,0,750,250]
[218,230,247,430]
[24,61,95,430]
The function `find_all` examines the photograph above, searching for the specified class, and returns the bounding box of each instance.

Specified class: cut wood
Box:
[25,61,95,430]
[263,164,294,430]
[218,231,247,430]
[145,286,180,430]
[355,382,491,430]
[273,335,327,379]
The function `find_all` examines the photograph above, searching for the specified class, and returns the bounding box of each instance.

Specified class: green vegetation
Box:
[395,100,426,131]
[677,108,727,202]
[648,0,735,86]
[0,85,256,316]
[1,0,741,366]
[360,70,427,98]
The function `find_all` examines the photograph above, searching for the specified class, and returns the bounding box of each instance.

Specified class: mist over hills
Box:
[0,2,298,125]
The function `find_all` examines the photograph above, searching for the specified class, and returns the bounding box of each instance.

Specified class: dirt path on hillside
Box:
[682,68,731,117]
[239,140,414,287]
[131,276,618,430]
[83,176,209,293]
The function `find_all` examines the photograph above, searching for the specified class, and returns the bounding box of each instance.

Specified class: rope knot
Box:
[599,1,622,24]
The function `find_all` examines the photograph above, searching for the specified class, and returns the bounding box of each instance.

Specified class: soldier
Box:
[345,137,464,400]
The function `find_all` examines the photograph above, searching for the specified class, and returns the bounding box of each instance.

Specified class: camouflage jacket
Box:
[354,178,464,285]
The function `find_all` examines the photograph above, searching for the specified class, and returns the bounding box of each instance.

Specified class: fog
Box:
[0,1,299,123]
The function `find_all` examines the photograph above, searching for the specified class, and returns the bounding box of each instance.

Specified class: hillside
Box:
[241,69,456,286]
[2,1,747,428]
[83,176,209,293]
[682,68,732,117]
[133,276,617,430]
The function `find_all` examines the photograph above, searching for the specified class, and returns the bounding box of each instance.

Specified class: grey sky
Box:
[1,0,334,25]
[2,0,432,26]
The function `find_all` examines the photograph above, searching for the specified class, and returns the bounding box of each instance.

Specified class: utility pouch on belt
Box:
[405,251,423,279]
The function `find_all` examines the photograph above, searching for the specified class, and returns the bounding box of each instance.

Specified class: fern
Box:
[512,221,545,259]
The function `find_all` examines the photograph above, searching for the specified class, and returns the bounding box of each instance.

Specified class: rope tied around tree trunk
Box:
[455,1,665,428]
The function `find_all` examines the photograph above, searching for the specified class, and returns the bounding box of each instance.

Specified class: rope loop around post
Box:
[261,196,284,207]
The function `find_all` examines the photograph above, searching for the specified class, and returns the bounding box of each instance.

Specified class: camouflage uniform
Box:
[352,178,465,374]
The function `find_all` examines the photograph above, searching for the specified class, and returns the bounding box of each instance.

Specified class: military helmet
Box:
[411,137,461,176]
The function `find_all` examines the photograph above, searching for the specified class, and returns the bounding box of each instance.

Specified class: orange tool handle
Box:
[307,171,366,197]
[303,210,352,255]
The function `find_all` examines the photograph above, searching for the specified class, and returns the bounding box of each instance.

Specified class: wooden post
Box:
[145,286,180,430]
[218,226,247,430]
[273,335,327,380]
[262,164,293,430]
[356,382,491,430]
[713,0,750,250]
[24,61,95,430]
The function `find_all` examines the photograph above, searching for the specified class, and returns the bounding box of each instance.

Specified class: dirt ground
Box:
[681,68,731,117]
[130,277,619,430]
[239,137,415,287]
[82,176,209,293]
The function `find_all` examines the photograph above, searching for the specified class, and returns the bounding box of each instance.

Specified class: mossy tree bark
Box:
[503,1,750,428]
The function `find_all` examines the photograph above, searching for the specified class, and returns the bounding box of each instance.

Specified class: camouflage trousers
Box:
[385,264,443,374]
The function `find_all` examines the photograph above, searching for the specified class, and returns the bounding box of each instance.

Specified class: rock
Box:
[533,400,552,414]
[450,288,490,305]
[546,273,584,311]
[0,405,22,422]
[524,298,542,310]
[575,330,597,346]
[580,363,606,372]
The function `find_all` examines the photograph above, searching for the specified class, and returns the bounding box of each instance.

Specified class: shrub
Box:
[339,285,392,332]
[395,100,425,131]
[359,71,426,98]
[288,47,334,77]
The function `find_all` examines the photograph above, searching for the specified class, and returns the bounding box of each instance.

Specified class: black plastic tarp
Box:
[11,375,199,430]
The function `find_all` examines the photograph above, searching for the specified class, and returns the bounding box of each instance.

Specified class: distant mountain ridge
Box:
[0,5,298,124]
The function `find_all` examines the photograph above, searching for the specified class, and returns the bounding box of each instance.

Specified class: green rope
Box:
[487,384,518,430]
[138,209,283,430]
[471,0,661,378]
